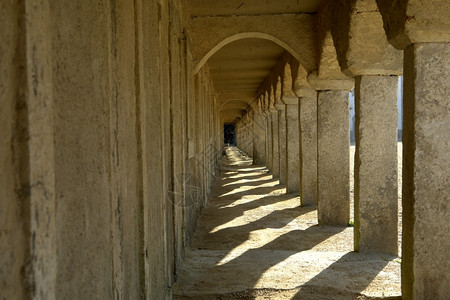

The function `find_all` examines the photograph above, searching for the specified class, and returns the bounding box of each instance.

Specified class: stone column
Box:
[253,112,266,165]
[354,76,398,255]
[284,98,300,193]
[401,43,450,299]
[271,109,280,178]
[276,103,287,185]
[299,93,318,206]
[246,117,252,154]
[354,75,398,255]
[317,90,350,225]
[265,113,273,172]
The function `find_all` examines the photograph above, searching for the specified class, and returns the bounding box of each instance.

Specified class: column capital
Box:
[295,88,317,100]
[282,95,299,106]
[274,102,285,110]
[308,72,355,91]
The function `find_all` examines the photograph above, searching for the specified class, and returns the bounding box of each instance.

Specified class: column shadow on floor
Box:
[192,204,316,251]
[290,252,397,300]
[220,176,276,188]
[184,225,350,298]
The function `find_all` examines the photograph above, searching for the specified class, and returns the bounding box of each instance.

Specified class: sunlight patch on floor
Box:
[224,172,267,179]
[219,195,296,209]
[255,251,349,290]
[218,181,281,197]
[218,194,267,208]
[222,176,273,186]
[210,201,299,233]
[215,219,310,266]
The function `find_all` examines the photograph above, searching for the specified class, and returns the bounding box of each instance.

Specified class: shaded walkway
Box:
[173,147,401,299]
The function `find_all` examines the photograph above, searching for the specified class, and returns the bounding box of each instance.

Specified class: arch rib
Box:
[190,14,317,74]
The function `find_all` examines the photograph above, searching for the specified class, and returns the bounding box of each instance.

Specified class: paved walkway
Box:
[173,147,401,299]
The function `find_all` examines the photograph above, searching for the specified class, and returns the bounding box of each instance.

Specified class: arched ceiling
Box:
[220,100,252,123]
[209,39,284,123]
[209,38,285,94]
[189,0,323,124]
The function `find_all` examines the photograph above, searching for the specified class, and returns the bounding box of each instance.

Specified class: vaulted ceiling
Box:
[188,0,322,16]
[188,0,323,123]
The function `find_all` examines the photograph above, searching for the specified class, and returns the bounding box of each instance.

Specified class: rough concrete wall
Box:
[197,67,220,196]
[25,1,57,298]
[252,112,267,164]
[185,31,198,248]
[2,1,58,299]
[192,66,221,199]
[50,1,115,297]
[110,1,142,297]
[0,2,29,299]
[169,0,186,278]
[194,73,205,208]
[159,0,176,291]
[137,0,168,297]
[1,0,221,298]
[236,114,254,156]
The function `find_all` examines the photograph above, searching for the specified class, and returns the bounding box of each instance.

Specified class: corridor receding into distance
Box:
[2,0,448,299]
[173,147,401,299]
[175,27,403,298]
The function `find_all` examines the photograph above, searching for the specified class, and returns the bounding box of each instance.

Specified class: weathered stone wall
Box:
[0,0,220,298]
[51,0,115,297]
[185,66,220,249]
[0,2,29,299]
[236,113,254,156]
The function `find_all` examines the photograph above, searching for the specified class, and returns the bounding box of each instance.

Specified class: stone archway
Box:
[190,14,317,74]
[219,99,253,124]
[194,32,301,74]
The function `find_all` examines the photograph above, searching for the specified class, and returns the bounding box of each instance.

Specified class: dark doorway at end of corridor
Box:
[224,123,236,146]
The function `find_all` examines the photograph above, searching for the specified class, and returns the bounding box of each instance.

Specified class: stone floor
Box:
[173,147,401,300]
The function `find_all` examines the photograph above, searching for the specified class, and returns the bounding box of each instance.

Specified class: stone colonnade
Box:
[276,101,287,185]
[1,0,449,298]
[234,0,450,292]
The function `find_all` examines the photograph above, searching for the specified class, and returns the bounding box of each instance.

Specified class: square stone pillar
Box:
[402,43,450,299]
[354,75,398,255]
[299,95,318,206]
[265,113,273,172]
[276,103,287,185]
[253,112,266,165]
[271,110,280,178]
[317,90,350,225]
[284,99,300,193]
